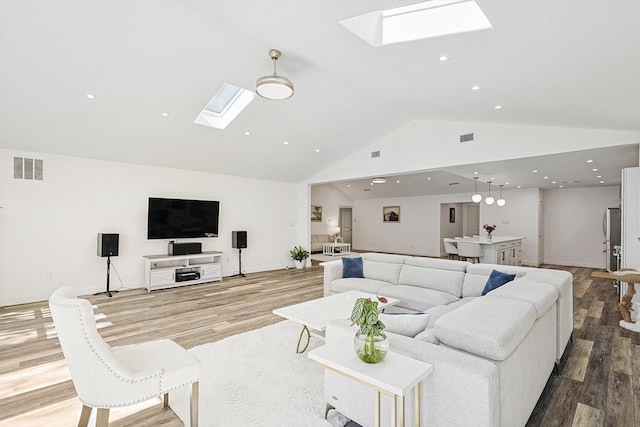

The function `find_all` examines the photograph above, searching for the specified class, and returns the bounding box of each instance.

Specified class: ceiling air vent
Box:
[14,157,43,180]
[460,133,474,143]
[371,150,380,158]
[449,182,460,186]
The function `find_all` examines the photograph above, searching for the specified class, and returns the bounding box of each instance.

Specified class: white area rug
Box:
[169,320,350,427]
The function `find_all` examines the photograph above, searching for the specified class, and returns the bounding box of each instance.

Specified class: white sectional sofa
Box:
[320,253,573,427]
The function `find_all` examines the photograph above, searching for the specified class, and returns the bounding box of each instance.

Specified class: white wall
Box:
[310,184,354,235]
[621,167,639,271]
[0,149,307,306]
[351,188,541,262]
[542,186,620,268]
[310,120,640,183]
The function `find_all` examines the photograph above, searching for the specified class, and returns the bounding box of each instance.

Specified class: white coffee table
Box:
[272,290,399,353]
[323,242,351,256]
[309,339,433,427]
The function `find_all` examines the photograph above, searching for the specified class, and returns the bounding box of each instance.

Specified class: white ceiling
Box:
[1,1,639,189]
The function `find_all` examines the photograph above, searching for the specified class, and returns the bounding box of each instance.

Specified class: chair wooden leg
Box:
[163,392,169,408]
[78,405,92,427]
[95,408,110,427]
[191,381,199,427]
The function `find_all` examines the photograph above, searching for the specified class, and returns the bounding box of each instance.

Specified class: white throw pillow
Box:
[379,312,430,338]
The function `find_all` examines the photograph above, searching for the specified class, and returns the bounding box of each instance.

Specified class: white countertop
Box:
[460,235,525,245]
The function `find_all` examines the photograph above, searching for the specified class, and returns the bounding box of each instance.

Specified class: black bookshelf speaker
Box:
[97,233,119,257]
[232,231,247,249]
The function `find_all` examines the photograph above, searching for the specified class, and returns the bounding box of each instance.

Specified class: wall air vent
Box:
[371,150,381,158]
[460,133,474,143]
[449,182,460,186]
[363,188,371,191]
[14,157,43,180]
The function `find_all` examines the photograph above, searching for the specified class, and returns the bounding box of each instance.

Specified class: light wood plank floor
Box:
[0,264,638,426]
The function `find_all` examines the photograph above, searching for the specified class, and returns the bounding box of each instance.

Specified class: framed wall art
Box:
[311,205,323,222]
[382,206,400,223]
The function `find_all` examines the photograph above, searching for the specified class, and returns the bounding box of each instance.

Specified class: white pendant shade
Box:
[497,198,506,207]
[485,196,495,205]
[471,193,482,203]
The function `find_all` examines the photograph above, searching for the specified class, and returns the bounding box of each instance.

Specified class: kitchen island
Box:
[461,236,524,265]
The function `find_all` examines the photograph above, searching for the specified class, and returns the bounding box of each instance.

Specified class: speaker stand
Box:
[231,248,246,278]
[95,255,119,297]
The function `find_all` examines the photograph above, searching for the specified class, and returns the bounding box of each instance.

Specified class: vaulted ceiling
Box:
[1,0,639,188]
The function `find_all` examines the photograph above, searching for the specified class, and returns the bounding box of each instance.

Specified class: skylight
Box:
[193,82,255,130]
[339,0,493,47]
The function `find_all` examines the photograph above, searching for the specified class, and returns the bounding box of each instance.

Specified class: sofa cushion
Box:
[399,264,466,297]
[361,253,405,285]
[424,297,478,328]
[331,278,390,295]
[379,312,430,338]
[463,264,529,297]
[488,280,558,319]
[434,296,537,361]
[379,285,460,312]
[342,257,364,278]
[414,327,440,344]
[481,269,516,295]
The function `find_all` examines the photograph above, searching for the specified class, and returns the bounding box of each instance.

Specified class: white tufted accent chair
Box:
[49,287,200,427]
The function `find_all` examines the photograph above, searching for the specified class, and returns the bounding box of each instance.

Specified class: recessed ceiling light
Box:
[161,112,169,117]
[339,0,493,47]
[371,177,386,184]
[471,85,481,91]
[596,175,602,178]
[244,131,251,136]
[473,171,479,175]
[494,105,502,110]
[505,182,509,185]
[586,160,593,163]
[427,177,431,180]
[517,185,521,188]
[592,168,598,172]
[552,181,557,184]
[532,170,538,173]
[283,141,289,145]
[396,180,401,183]
[543,176,548,179]
[347,184,351,187]
[85,93,95,99]
[559,185,564,188]
[600,180,605,184]
[439,55,449,61]
[315,149,320,153]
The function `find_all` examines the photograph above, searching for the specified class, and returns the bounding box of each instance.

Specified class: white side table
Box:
[309,339,433,427]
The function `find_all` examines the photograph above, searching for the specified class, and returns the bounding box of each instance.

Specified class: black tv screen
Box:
[147,197,219,239]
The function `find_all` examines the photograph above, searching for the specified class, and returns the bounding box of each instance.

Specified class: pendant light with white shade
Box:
[484,182,495,205]
[497,185,506,207]
[471,177,482,203]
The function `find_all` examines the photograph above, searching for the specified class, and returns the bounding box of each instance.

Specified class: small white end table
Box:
[323,242,351,256]
[309,339,433,427]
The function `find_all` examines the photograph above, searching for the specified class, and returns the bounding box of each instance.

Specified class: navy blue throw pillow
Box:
[342,257,364,278]
[482,269,516,296]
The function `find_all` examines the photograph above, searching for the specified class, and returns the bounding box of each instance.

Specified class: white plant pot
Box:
[294,260,305,269]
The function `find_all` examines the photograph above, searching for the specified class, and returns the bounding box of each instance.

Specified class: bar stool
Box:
[443,238,459,260]
[457,241,483,263]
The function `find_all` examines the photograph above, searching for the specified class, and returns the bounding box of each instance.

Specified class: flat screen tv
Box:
[147,197,219,239]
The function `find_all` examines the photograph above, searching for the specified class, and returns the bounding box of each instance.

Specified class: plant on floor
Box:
[351,297,388,363]
[290,246,310,261]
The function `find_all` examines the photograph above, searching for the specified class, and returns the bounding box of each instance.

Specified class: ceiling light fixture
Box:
[256,49,294,100]
[439,55,449,61]
[471,85,481,91]
[484,182,495,205]
[85,93,95,99]
[471,176,482,203]
[494,105,502,110]
[372,177,386,184]
[496,185,506,207]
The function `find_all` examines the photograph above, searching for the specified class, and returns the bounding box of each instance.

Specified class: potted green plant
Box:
[290,246,310,269]
[351,297,389,363]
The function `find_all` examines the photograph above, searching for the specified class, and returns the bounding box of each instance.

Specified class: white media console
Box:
[142,251,223,292]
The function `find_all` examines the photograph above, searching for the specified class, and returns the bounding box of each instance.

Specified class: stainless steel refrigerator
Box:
[603,207,621,271]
